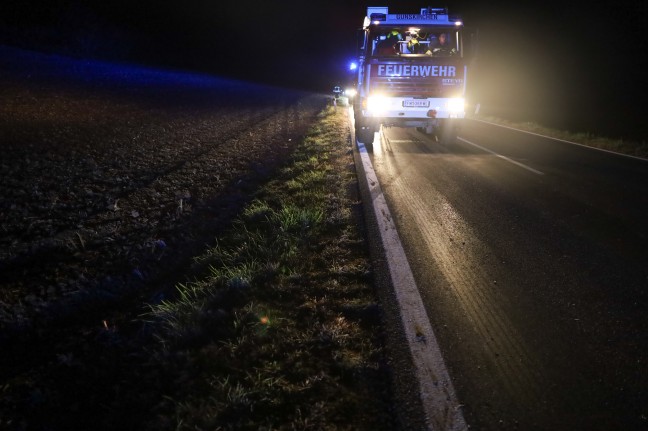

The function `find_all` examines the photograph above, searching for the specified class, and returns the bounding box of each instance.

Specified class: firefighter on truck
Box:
[353,6,467,152]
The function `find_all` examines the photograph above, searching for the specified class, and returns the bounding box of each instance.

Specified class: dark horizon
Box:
[2,0,647,141]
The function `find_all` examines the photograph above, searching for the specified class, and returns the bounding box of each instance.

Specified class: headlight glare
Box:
[367,95,390,113]
[446,98,465,113]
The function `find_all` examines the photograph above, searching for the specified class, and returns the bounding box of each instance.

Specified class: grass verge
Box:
[142,105,396,430]
[472,114,648,159]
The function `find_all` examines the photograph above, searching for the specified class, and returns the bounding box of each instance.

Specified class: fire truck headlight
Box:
[344,88,357,98]
[446,98,465,113]
[367,95,390,113]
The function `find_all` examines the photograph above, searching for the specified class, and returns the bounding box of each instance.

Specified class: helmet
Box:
[387,29,402,40]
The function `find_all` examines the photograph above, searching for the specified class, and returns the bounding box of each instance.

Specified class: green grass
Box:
[472,114,648,159]
[142,105,396,430]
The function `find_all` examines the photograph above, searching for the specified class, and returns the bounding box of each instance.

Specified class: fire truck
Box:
[354,6,467,151]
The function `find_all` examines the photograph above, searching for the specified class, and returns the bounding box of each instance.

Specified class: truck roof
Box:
[364,6,462,27]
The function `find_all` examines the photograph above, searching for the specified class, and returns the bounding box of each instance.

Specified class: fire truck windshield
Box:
[370,26,461,57]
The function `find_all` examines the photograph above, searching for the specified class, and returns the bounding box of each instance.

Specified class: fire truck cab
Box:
[354,6,467,151]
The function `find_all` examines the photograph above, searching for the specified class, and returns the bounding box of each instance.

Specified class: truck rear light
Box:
[427,109,437,118]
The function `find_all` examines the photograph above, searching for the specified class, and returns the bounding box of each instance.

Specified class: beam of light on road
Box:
[388,169,545,405]
[457,137,544,175]
[371,129,546,405]
[355,137,467,431]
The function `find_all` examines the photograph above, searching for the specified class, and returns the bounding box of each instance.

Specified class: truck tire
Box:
[355,124,375,152]
[439,119,458,145]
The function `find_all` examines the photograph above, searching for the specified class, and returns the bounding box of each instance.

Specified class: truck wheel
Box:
[355,125,375,152]
[440,120,458,145]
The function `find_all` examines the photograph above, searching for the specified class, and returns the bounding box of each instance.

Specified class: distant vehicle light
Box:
[349,62,358,71]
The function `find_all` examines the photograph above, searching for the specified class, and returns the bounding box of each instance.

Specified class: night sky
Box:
[2,0,647,140]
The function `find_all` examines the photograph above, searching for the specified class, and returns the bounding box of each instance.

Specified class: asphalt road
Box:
[369,120,648,430]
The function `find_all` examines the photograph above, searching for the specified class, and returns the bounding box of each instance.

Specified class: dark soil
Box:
[0,46,341,429]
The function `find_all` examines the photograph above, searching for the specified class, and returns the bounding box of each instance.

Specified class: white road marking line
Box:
[356,138,468,431]
[471,118,648,162]
[457,137,545,175]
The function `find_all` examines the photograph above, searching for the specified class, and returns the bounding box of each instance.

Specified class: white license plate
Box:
[403,100,430,107]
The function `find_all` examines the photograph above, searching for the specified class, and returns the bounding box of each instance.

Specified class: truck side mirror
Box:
[356,29,367,56]
[467,28,480,59]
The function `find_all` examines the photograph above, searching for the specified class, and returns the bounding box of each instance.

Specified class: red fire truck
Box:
[354,6,467,151]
